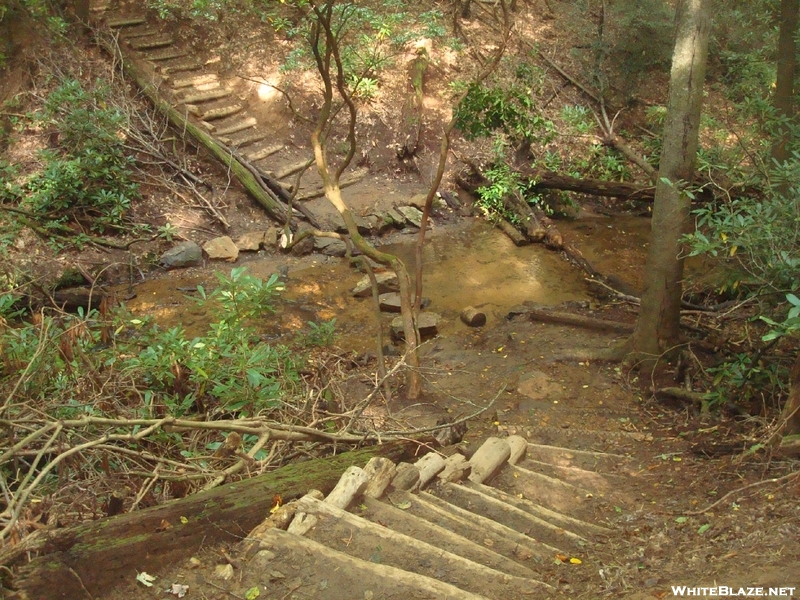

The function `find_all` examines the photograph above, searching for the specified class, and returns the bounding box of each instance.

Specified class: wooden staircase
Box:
[238,435,635,599]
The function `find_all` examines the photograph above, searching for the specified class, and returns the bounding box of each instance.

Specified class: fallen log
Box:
[3,442,414,600]
[520,167,655,201]
[524,306,635,334]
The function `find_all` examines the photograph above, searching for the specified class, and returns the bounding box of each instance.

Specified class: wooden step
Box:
[245,142,283,162]
[467,481,612,538]
[491,463,596,515]
[296,496,553,599]
[106,16,146,28]
[120,27,161,39]
[357,496,539,579]
[514,457,628,494]
[524,442,632,473]
[158,60,204,75]
[254,528,487,600]
[145,48,189,62]
[179,88,233,104]
[190,103,243,120]
[218,130,266,147]
[168,73,218,89]
[207,116,256,135]
[431,480,588,549]
[129,36,174,50]
[274,158,313,180]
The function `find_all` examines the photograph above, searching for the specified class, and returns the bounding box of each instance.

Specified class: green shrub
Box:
[8,79,139,232]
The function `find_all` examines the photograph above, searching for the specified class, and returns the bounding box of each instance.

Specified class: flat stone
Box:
[387,208,407,228]
[159,241,203,269]
[379,293,428,312]
[352,271,398,297]
[315,237,347,257]
[203,236,239,262]
[396,205,423,228]
[235,231,271,252]
[379,292,402,312]
[391,312,440,340]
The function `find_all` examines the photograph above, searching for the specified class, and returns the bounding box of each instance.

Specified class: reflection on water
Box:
[122,219,635,352]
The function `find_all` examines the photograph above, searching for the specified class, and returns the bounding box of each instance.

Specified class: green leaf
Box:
[697,523,711,534]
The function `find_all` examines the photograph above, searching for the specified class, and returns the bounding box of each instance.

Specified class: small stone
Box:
[460,306,487,327]
[408,193,427,208]
[391,312,440,340]
[203,236,239,262]
[352,271,398,297]
[159,241,203,269]
[214,563,234,580]
[387,208,407,228]
[188,557,202,569]
[379,292,402,312]
[235,231,269,251]
[396,205,423,228]
[250,550,277,569]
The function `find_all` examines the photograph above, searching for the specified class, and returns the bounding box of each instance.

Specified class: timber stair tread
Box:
[240,436,627,598]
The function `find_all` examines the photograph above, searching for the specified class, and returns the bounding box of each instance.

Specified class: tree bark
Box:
[770,0,798,170]
[630,0,711,358]
[3,443,414,600]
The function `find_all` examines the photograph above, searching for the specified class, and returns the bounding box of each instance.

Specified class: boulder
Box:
[159,241,203,269]
[203,236,239,262]
[391,312,440,340]
[352,271,398,297]
[387,208,407,228]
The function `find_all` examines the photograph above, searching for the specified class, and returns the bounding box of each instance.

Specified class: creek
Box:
[122,214,651,351]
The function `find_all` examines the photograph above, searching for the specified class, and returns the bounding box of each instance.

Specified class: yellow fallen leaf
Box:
[569,557,582,565]
[180,516,189,524]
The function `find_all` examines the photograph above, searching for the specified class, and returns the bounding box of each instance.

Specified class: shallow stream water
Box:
[122,215,652,351]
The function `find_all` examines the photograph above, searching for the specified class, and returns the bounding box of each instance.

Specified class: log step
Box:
[274,158,313,180]
[120,27,161,39]
[129,36,174,50]
[158,60,205,74]
[356,496,538,579]
[490,463,597,516]
[467,481,612,538]
[168,73,218,89]
[192,103,243,120]
[254,528,487,600]
[106,16,147,28]
[209,116,256,136]
[409,490,558,563]
[296,496,553,599]
[179,88,233,104]
[524,442,632,473]
[432,480,588,549]
[145,48,190,62]
[218,130,265,147]
[245,142,283,162]
[514,457,628,495]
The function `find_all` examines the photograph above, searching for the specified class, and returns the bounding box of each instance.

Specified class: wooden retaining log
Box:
[3,443,412,600]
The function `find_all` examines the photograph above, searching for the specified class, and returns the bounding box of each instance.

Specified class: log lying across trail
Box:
[3,442,414,600]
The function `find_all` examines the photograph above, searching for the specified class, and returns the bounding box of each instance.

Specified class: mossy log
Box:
[103,39,294,226]
[4,442,414,600]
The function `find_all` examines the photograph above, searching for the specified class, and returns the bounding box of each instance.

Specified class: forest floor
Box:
[0,0,798,598]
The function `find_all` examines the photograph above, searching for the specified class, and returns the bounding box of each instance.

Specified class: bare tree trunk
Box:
[307,2,421,397]
[630,0,711,358]
[770,0,798,170]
